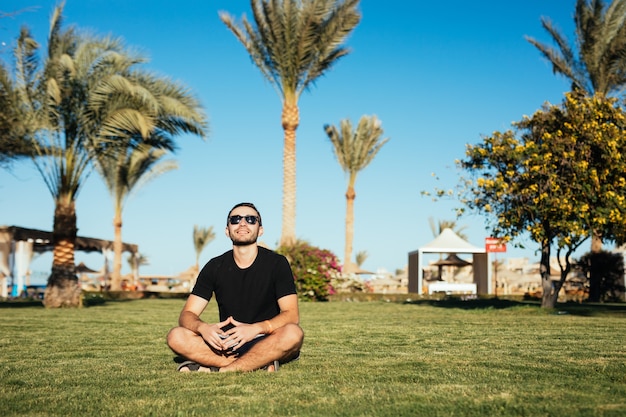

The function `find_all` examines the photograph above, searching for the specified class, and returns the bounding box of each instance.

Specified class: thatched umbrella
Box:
[75,262,98,273]
[354,268,376,276]
[431,254,472,280]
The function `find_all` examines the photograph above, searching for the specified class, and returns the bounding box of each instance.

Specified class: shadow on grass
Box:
[0,300,44,308]
[2,293,624,317]
[0,290,189,309]
[404,297,626,317]
[405,297,534,309]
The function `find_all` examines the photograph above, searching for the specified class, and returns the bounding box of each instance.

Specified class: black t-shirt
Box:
[191,247,297,325]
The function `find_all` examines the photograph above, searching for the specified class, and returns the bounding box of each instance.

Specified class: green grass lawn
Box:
[0,298,624,416]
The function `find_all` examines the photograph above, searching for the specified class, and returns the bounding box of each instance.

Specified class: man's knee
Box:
[166,326,186,351]
[279,323,304,349]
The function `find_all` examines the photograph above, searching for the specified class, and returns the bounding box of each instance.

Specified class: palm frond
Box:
[193,225,216,265]
[355,250,368,267]
[528,0,626,96]
[221,0,361,99]
[325,115,389,176]
[94,141,177,215]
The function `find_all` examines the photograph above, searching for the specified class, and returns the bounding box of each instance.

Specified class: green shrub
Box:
[277,241,341,301]
[82,293,107,307]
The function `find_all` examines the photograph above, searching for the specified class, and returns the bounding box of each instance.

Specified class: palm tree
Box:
[127,252,149,270]
[526,0,626,98]
[355,250,368,269]
[126,252,149,289]
[220,0,361,246]
[324,115,389,274]
[193,225,215,271]
[95,144,178,291]
[12,4,208,307]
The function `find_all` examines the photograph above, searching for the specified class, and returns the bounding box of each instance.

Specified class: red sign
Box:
[485,237,507,253]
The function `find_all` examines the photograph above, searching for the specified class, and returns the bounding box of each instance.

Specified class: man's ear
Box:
[258,226,264,237]
[224,227,230,238]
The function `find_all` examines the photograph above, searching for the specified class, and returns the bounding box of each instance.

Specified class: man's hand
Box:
[197,318,231,351]
[222,316,264,351]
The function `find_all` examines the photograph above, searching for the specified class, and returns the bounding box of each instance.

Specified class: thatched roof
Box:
[0,225,138,254]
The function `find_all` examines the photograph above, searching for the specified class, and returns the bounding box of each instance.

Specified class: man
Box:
[167,202,304,372]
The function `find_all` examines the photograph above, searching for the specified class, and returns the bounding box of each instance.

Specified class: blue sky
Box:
[1,1,577,282]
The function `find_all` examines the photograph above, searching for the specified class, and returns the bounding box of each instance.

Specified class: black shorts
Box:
[231,334,266,356]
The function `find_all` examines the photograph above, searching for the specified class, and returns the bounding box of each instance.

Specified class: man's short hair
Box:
[227,202,262,226]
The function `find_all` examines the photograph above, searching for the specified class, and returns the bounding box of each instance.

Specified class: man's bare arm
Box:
[269,293,300,330]
[178,294,211,333]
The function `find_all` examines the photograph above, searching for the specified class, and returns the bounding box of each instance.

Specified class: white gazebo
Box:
[408,228,492,295]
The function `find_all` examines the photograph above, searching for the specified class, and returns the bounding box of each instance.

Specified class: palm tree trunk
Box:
[343,179,356,274]
[280,100,299,247]
[43,199,82,308]
[110,211,123,291]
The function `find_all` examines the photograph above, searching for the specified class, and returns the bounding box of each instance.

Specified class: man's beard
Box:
[229,229,258,246]
[232,238,257,246]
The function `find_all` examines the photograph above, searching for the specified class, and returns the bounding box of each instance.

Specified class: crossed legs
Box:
[167,323,304,372]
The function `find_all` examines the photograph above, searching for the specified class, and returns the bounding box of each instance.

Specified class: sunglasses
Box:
[229,215,260,225]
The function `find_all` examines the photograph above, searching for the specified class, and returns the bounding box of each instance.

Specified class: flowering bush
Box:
[277,241,342,301]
